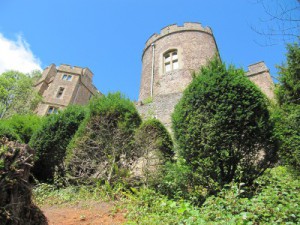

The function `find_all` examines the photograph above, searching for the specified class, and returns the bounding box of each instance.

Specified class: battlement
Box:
[144,22,213,51]
[56,64,92,77]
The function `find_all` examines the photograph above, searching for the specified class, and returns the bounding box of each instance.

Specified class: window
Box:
[47,106,58,115]
[62,74,72,81]
[56,87,65,98]
[164,50,178,73]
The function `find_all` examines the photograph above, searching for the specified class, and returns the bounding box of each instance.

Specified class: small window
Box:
[62,74,72,81]
[56,87,65,98]
[163,50,178,73]
[47,106,58,115]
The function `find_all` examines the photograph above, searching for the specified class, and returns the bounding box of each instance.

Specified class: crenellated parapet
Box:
[34,63,100,116]
[144,22,213,54]
[57,64,94,79]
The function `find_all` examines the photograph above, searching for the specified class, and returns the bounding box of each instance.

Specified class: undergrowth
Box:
[33,166,300,224]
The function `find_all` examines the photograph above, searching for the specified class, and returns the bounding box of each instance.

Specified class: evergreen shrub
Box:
[172,58,277,192]
[134,119,174,185]
[66,92,141,184]
[29,105,87,182]
[2,114,43,143]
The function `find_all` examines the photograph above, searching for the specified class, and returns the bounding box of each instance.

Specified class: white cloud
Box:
[0,33,42,74]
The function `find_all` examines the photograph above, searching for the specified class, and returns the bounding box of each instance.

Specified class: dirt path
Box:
[41,201,126,225]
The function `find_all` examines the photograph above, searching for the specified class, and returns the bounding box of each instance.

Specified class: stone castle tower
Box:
[137,22,275,129]
[139,22,218,101]
[34,64,99,116]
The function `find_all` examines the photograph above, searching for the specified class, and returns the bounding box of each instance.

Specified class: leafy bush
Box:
[158,158,206,205]
[1,114,43,143]
[272,104,300,169]
[273,42,300,170]
[135,119,173,159]
[199,166,300,224]
[30,105,87,182]
[133,119,174,185]
[66,92,141,185]
[124,166,300,225]
[0,122,21,142]
[276,42,300,105]
[172,58,277,192]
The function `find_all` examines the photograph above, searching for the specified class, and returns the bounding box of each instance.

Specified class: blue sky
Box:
[0,0,297,100]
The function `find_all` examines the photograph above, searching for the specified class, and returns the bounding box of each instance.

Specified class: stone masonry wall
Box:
[139,22,218,101]
[34,64,98,115]
[136,92,183,131]
[246,62,275,99]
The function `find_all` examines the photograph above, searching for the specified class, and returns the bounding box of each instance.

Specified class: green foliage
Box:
[0,114,43,143]
[30,105,87,182]
[124,166,300,224]
[66,92,141,184]
[172,58,277,191]
[135,119,173,160]
[199,166,300,224]
[33,166,300,224]
[134,119,174,186]
[272,104,300,169]
[0,122,21,142]
[33,182,125,206]
[273,42,300,170]
[124,188,204,225]
[0,70,42,119]
[158,158,206,205]
[276,42,300,105]
[142,97,153,104]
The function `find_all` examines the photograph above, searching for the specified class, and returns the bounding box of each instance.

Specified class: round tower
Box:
[139,22,218,101]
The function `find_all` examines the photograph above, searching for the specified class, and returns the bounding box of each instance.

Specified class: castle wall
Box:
[138,23,276,131]
[34,64,99,116]
[139,22,218,101]
[246,62,275,99]
[136,92,183,131]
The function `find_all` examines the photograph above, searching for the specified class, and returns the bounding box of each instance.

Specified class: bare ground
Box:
[41,201,126,225]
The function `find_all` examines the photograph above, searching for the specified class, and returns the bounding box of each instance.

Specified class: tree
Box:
[276,42,300,105]
[66,93,141,185]
[172,58,277,191]
[272,105,300,169]
[273,42,300,170]
[0,70,42,119]
[0,114,43,143]
[29,105,87,182]
[253,0,299,44]
[0,123,21,142]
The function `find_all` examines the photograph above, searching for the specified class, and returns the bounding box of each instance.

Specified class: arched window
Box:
[164,50,178,73]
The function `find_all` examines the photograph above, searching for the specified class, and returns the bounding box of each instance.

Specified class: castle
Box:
[35,22,275,128]
[136,22,274,129]
[34,64,99,115]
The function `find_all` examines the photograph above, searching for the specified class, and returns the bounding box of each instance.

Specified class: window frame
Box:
[163,50,179,73]
[62,74,73,81]
[47,106,59,115]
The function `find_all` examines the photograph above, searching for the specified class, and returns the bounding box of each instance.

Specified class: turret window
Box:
[164,50,178,72]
